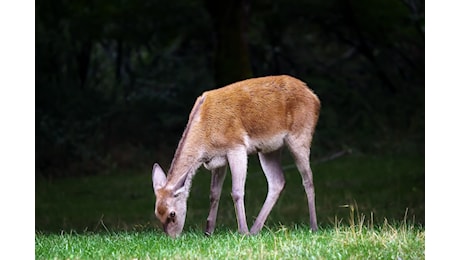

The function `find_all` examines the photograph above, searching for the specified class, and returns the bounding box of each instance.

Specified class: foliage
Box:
[36,0,424,177]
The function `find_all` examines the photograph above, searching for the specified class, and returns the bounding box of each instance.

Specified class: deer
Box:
[152,75,320,238]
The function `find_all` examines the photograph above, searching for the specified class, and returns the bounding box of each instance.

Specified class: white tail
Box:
[152,75,320,238]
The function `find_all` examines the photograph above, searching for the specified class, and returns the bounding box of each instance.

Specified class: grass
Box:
[36,223,424,259]
[35,153,425,258]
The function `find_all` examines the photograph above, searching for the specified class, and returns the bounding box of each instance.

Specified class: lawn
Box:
[36,224,424,259]
[35,153,425,258]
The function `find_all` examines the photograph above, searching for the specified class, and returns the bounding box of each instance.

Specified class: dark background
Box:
[36,0,424,178]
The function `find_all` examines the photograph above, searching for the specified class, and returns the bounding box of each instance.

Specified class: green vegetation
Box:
[36,154,424,258]
[36,223,424,259]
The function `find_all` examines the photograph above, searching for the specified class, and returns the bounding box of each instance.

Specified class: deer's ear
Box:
[152,163,166,194]
[172,173,188,197]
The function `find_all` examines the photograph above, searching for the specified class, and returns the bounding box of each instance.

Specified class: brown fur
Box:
[199,75,320,147]
[167,75,319,185]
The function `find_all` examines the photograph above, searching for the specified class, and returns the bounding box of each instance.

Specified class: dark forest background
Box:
[36,0,424,178]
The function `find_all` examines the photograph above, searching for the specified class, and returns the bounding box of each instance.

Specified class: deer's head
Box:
[152,164,188,238]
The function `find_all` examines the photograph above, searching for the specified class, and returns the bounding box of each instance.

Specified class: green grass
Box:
[36,223,424,259]
[36,153,424,258]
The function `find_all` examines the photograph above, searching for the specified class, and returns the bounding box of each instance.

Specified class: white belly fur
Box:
[244,133,286,154]
[202,134,286,170]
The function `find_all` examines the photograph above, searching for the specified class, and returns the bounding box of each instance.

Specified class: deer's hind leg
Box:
[286,134,318,231]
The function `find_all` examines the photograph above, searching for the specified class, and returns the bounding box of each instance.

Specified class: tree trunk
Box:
[205,0,253,87]
[76,39,92,89]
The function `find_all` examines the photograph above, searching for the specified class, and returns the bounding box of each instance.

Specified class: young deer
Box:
[152,75,320,238]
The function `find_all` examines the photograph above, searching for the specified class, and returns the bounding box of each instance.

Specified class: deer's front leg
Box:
[205,166,227,236]
[250,149,285,234]
[227,147,249,234]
